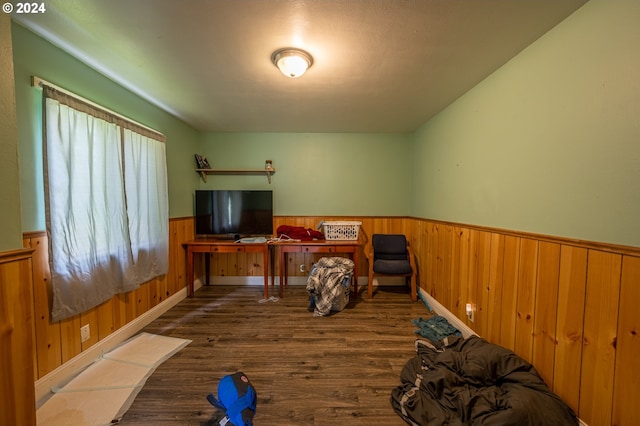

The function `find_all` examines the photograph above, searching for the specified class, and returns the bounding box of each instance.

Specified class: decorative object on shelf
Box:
[194,153,211,169]
[271,48,313,78]
[265,160,273,170]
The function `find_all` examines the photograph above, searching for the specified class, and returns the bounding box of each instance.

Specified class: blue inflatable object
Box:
[207,372,257,426]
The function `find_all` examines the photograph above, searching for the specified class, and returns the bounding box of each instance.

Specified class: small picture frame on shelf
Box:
[194,154,211,169]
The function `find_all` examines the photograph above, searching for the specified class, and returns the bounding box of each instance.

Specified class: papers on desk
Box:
[235,237,268,243]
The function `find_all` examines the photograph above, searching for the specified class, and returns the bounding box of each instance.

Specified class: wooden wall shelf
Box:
[196,168,276,183]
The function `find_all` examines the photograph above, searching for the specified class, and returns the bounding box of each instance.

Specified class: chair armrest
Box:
[365,247,374,262]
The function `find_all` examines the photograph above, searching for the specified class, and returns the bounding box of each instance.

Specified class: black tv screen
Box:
[195,190,273,237]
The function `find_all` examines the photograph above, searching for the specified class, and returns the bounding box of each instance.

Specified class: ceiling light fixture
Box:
[271,48,313,78]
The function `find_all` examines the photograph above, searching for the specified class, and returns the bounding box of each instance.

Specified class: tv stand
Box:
[182,239,271,298]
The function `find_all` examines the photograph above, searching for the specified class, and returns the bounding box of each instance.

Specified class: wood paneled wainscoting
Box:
[272,216,412,282]
[197,216,413,284]
[23,216,194,384]
[0,248,37,426]
[407,218,640,426]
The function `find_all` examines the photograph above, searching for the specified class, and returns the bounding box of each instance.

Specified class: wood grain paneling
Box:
[456,227,471,322]
[448,226,463,318]
[473,231,491,336]
[408,217,639,425]
[441,225,453,310]
[613,256,640,426]
[428,223,439,297]
[436,224,449,307]
[553,245,587,412]
[514,238,538,363]
[96,298,114,339]
[500,235,520,351]
[466,229,480,330]
[0,249,36,426]
[486,233,505,344]
[59,315,81,363]
[580,250,621,426]
[24,236,61,378]
[532,241,560,387]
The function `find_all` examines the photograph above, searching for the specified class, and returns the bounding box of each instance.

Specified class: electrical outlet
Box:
[299,264,305,273]
[465,303,475,323]
[80,324,90,342]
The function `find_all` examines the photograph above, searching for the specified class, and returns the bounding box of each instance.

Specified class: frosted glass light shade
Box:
[271,48,313,78]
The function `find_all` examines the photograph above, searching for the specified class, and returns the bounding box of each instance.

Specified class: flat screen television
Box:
[195,190,273,238]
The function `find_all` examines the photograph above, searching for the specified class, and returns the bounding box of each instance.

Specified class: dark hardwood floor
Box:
[119,284,432,426]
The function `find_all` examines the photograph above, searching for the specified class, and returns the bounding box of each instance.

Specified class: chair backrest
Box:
[372,234,408,261]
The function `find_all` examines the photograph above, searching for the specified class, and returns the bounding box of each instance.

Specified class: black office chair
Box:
[367,234,417,301]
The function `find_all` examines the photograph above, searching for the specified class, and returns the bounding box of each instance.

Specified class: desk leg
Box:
[205,252,210,286]
[284,253,288,288]
[352,250,358,297]
[262,248,269,299]
[279,250,283,297]
[279,249,285,298]
[186,248,194,298]
[269,246,275,291]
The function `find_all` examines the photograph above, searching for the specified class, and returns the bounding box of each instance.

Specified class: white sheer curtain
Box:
[122,128,169,288]
[45,98,132,321]
[44,94,168,322]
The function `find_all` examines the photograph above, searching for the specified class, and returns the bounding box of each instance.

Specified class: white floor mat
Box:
[37,332,191,425]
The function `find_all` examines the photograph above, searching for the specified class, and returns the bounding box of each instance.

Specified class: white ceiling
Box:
[13,0,587,133]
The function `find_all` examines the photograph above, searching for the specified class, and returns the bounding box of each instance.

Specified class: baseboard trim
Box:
[418,289,477,338]
[206,276,280,286]
[34,285,191,404]
[202,276,398,287]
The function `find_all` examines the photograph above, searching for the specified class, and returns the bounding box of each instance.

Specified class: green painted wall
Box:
[0,15,23,251]
[200,132,412,216]
[11,22,412,233]
[410,0,640,247]
[11,23,201,232]
[13,0,639,247]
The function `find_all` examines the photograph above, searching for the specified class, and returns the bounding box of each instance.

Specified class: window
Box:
[42,85,168,322]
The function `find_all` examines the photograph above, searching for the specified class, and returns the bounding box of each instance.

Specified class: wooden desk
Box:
[274,240,359,297]
[182,239,270,298]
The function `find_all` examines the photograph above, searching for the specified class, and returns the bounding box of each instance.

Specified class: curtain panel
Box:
[122,128,169,288]
[43,89,168,322]
[43,86,166,142]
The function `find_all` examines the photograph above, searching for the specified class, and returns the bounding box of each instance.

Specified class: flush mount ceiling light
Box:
[271,48,313,78]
